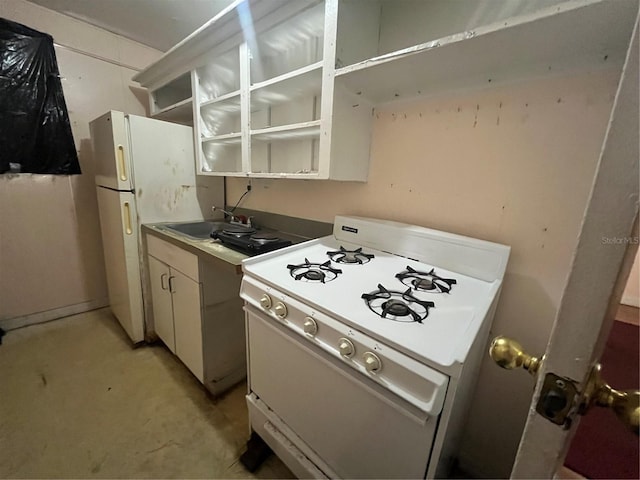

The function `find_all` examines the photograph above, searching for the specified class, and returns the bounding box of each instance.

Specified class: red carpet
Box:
[564,320,639,479]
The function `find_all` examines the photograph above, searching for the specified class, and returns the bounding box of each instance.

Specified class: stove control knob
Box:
[338,338,355,358]
[260,294,272,310]
[274,302,288,319]
[303,317,318,336]
[363,352,382,373]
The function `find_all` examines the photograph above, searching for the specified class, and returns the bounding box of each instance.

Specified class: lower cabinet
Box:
[146,234,245,394]
[171,268,204,381]
[147,255,176,353]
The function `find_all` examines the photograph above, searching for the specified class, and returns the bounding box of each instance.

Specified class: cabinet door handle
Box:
[168,276,176,293]
[117,145,127,181]
[160,273,168,290]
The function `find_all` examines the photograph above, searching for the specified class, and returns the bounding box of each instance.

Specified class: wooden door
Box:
[508,16,639,479]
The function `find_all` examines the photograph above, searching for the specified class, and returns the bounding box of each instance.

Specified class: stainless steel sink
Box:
[162,221,228,240]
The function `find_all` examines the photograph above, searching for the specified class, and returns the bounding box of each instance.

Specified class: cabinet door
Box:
[171,268,204,382]
[148,256,175,353]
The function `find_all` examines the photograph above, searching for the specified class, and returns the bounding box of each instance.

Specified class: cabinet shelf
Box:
[200,90,241,108]
[152,97,193,124]
[251,120,321,141]
[335,0,637,104]
[199,90,242,138]
[151,71,192,113]
[202,132,242,144]
[247,171,319,178]
[251,61,323,107]
[250,1,324,84]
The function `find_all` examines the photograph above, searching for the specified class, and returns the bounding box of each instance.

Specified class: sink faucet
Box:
[212,206,253,227]
[212,205,236,218]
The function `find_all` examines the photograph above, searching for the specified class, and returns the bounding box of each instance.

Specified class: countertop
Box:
[142,221,312,275]
[142,223,248,275]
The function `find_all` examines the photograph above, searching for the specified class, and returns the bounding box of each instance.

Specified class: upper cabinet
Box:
[148,71,193,124]
[195,46,243,174]
[247,3,325,177]
[133,0,639,181]
[193,3,327,177]
[333,0,638,104]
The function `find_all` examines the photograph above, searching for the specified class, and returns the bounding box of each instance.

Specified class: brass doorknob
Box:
[489,336,542,377]
[489,336,639,435]
[581,364,640,435]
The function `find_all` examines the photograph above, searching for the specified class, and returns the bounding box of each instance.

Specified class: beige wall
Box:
[227,69,620,476]
[0,0,161,326]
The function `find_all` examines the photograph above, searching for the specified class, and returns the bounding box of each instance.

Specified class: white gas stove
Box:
[240,216,509,479]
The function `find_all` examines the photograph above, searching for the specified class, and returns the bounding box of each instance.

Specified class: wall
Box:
[0,0,161,328]
[226,69,621,477]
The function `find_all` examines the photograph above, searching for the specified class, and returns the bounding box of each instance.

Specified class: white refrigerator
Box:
[90,111,223,344]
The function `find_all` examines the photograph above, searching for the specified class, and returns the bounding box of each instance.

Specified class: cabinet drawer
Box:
[147,235,199,282]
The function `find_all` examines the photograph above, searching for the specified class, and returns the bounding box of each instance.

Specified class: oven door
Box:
[245,306,441,479]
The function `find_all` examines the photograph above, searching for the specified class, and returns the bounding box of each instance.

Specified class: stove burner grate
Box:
[287,258,342,283]
[395,266,457,293]
[326,246,375,264]
[361,284,434,323]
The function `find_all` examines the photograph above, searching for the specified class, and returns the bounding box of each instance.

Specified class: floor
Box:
[0,308,294,479]
[2,305,636,479]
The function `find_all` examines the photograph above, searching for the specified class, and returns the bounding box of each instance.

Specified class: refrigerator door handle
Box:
[117,145,128,181]
[123,202,133,235]
[161,273,168,290]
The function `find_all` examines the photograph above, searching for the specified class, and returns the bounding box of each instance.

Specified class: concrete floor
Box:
[0,308,294,479]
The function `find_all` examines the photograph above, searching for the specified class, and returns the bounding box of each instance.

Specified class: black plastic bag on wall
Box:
[0,18,80,174]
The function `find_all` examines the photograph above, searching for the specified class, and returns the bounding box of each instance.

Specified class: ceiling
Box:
[28,0,235,52]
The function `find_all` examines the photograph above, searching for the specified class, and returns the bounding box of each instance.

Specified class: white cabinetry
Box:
[333,0,637,104]
[134,0,639,180]
[170,268,204,380]
[194,46,243,173]
[147,256,176,353]
[191,1,360,179]
[135,0,371,181]
[149,71,193,125]
[146,234,245,394]
[147,235,203,380]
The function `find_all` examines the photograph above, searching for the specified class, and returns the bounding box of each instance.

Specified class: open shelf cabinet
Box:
[134,0,639,181]
[189,0,368,180]
[148,72,193,125]
[333,0,638,105]
[152,97,193,125]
